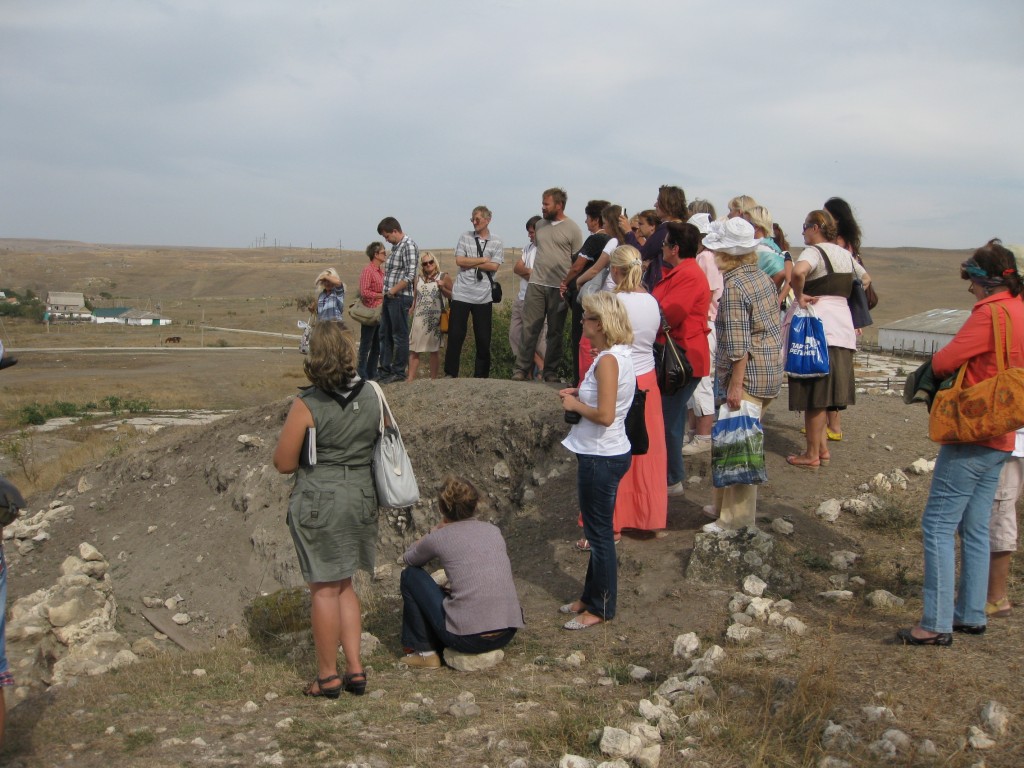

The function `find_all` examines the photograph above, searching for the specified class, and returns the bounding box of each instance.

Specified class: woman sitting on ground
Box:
[898,240,1024,645]
[399,475,524,668]
[273,320,381,697]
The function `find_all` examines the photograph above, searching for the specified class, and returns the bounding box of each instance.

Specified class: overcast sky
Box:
[2,1,1022,251]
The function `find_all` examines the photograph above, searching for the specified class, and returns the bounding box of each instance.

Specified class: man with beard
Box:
[512,188,583,383]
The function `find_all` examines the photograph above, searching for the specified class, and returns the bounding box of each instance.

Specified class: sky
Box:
[2,1,1022,251]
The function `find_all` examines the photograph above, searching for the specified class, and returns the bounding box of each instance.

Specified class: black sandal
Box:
[343,671,367,696]
[303,674,342,699]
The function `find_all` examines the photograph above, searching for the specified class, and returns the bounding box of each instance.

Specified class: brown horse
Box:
[163,336,182,345]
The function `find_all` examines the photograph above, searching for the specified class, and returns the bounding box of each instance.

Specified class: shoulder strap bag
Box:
[366,381,420,507]
[653,310,693,396]
[475,237,502,303]
[813,245,872,329]
[929,305,1024,444]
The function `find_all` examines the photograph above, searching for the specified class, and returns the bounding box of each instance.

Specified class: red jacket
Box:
[651,259,712,377]
[933,292,1024,451]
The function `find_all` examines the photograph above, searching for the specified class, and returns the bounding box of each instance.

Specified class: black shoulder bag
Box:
[653,311,693,396]
[475,237,502,303]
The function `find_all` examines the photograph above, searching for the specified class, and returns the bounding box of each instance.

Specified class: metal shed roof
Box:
[879,309,969,334]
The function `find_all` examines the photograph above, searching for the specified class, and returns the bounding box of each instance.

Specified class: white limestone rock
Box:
[818,590,854,602]
[726,624,762,644]
[599,727,642,759]
[742,575,768,597]
[771,518,794,535]
[745,597,774,620]
[829,551,858,570]
[866,590,905,609]
[816,499,842,523]
[783,616,808,636]
[967,725,996,750]
[558,756,595,768]
[821,720,856,751]
[443,648,504,672]
[862,705,896,722]
[909,458,936,475]
[672,632,700,659]
[981,700,1009,737]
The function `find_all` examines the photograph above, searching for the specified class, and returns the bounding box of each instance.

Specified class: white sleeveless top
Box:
[561,344,635,456]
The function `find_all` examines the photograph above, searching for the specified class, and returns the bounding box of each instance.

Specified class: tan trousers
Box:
[711,393,771,530]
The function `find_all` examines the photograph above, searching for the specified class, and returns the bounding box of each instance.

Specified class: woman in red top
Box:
[357,242,387,380]
[651,222,711,496]
[898,240,1024,646]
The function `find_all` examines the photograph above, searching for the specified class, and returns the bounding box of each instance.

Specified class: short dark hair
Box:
[638,209,661,227]
[365,241,385,260]
[585,199,611,220]
[664,221,701,260]
[525,215,542,230]
[543,187,568,208]
[376,217,402,236]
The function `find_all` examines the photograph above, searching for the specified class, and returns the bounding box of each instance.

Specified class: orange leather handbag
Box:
[929,306,1024,444]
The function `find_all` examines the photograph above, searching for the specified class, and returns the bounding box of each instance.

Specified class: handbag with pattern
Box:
[929,305,1024,444]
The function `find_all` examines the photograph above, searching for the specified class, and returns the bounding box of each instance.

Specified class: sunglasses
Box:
[422,260,435,265]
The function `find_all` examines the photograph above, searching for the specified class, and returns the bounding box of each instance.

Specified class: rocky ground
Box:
[2,373,1022,767]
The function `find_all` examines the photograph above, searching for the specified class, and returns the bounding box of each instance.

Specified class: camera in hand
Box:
[564,410,582,424]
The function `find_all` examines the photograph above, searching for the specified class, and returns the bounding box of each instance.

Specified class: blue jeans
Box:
[357,321,380,380]
[576,451,632,620]
[399,567,516,653]
[0,544,10,681]
[921,443,1008,632]
[661,376,703,485]
[379,294,412,378]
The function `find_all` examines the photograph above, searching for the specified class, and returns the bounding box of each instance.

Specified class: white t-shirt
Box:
[517,242,537,302]
[797,242,866,282]
[561,344,635,456]
[616,291,660,376]
[452,231,504,304]
[601,237,619,291]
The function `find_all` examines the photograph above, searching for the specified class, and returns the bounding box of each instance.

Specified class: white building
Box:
[877,309,969,355]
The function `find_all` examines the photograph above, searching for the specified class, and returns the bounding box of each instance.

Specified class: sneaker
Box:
[681,434,712,456]
[702,522,725,534]
[511,370,527,382]
[701,505,720,520]
[543,373,562,384]
[667,482,685,497]
[402,652,441,669]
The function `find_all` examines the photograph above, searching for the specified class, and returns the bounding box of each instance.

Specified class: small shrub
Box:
[860,498,918,533]
[794,549,831,571]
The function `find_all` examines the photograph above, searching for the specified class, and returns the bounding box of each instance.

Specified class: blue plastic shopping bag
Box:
[711,402,768,488]
[785,307,829,378]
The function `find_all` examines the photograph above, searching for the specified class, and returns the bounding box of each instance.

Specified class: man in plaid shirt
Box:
[375,217,419,382]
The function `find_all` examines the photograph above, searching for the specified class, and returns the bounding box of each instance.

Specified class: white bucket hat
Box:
[687,213,712,234]
[702,218,758,255]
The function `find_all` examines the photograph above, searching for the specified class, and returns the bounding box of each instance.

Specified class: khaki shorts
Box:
[990,457,1023,552]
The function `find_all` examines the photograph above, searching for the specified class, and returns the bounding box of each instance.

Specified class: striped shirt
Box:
[316,285,345,322]
[384,236,418,299]
[715,263,783,399]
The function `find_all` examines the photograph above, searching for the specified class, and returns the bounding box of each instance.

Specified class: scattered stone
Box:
[672,632,700,659]
[782,617,807,636]
[191,737,208,747]
[866,590,905,609]
[870,473,893,493]
[164,594,183,610]
[629,722,662,743]
[861,706,895,722]
[771,518,794,535]
[829,574,849,589]
[767,612,784,627]
[728,593,753,613]
[829,551,858,570]
[275,718,293,729]
[147,525,158,534]
[909,458,936,475]
[918,739,938,757]
[726,624,762,644]
[818,590,853,602]
[816,499,841,523]
[243,701,259,713]
[732,612,754,626]
[849,576,866,587]
[558,756,595,768]
[635,743,661,768]
[79,542,104,562]
[745,597,774,620]
[980,700,1009,737]
[141,596,163,609]
[881,728,912,753]
[686,527,779,588]
[596,760,629,768]
[172,613,191,625]
[968,725,996,750]
[443,648,503,672]
[887,469,909,490]
[565,651,586,668]
[742,575,767,597]
[493,460,511,480]
[131,637,160,657]
[192,668,207,677]
[237,434,264,448]
[77,477,92,494]
[773,599,793,613]
[599,727,642,759]
[449,700,482,717]
[629,664,652,682]
[821,720,856,751]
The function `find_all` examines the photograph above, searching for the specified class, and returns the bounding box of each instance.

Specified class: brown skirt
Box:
[788,346,856,411]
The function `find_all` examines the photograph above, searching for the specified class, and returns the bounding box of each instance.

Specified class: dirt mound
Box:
[7,379,570,646]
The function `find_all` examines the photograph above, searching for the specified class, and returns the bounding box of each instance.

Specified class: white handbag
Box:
[367,381,420,508]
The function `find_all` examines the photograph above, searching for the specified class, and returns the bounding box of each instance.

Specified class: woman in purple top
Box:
[400,476,525,669]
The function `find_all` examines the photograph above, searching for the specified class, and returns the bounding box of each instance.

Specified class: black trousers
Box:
[444,300,493,378]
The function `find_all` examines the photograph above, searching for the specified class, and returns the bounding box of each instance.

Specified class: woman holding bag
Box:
[407,252,452,382]
[784,210,870,468]
[273,321,382,697]
[897,240,1024,646]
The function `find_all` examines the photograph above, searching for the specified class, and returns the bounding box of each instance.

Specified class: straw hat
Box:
[702,218,758,255]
